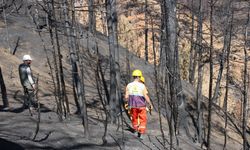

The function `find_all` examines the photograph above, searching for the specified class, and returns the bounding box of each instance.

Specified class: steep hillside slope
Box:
[0,3,245,150]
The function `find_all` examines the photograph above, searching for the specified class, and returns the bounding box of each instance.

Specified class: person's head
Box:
[132,69,142,81]
[140,76,145,84]
[22,55,32,65]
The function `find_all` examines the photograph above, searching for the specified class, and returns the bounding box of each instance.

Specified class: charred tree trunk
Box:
[2,0,11,54]
[72,0,89,137]
[242,7,249,150]
[212,0,233,104]
[152,15,166,146]
[96,55,109,144]
[206,0,214,148]
[88,0,96,33]
[0,67,8,108]
[46,0,69,117]
[223,8,234,150]
[188,0,196,85]
[160,0,172,148]
[49,12,65,117]
[38,20,62,120]
[53,4,70,114]
[195,0,204,143]
[115,62,123,129]
[125,44,130,84]
[33,0,63,119]
[144,0,148,62]
[98,0,107,36]
[162,0,190,148]
[106,0,118,124]
[62,0,89,137]
[159,0,167,78]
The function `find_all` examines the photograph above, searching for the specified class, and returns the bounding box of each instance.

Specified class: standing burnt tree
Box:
[212,0,233,105]
[0,67,8,109]
[144,0,149,62]
[195,0,204,144]
[206,0,214,148]
[62,0,89,137]
[188,0,197,85]
[88,0,96,33]
[161,0,190,149]
[106,0,119,124]
[223,3,234,148]
[242,6,249,150]
[46,0,70,118]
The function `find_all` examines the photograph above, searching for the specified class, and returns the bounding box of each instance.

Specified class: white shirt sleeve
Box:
[26,67,34,85]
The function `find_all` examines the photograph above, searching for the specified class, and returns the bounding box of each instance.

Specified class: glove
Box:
[32,84,36,91]
[149,104,153,110]
[149,104,153,115]
[124,102,129,110]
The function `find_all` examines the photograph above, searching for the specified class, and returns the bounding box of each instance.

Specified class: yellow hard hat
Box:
[132,69,142,77]
[140,76,145,83]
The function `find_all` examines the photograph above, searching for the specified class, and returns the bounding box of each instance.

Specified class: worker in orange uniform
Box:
[125,70,153,138]
[124,76,148,119]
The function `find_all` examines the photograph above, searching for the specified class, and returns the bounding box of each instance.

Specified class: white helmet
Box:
[23,55,32,61]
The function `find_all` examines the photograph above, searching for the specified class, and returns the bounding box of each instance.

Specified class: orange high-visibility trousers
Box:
[130,107,147,134]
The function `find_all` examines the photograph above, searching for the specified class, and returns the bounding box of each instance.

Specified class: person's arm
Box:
[124,86,129,101]
[26,67,35,89]
[123,86,130,109]
[143,87,152,108]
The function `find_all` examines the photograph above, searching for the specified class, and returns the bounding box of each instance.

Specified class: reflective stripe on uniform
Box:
[138,126,146,129]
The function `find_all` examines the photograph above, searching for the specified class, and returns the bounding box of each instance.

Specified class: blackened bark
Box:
[2,0,11,54]
[163,0,190,148]
[125,45,130,84]
[79,58,89,137]
[63,0,89,137]
[51,0,70,114]
[152,15,166,146]
[0,67,8,107]
[88,0,96,33]
[39,24,63,119]
[223,8,234,150]
[160,1,173,148]
[115,62,124,131]
[144,0,148,62]
[159,0,167,78]
[212,0,233,104]
[41,0,70,118]
[46,1,66,117]
[188,0,196,85]
[206,0,214,148]
[96,53,110,144]
[195,0,204,143]
[32,74,40,141]
[73,0,89,137]
[99,60,110,103]
[242,7,249,150]
[106,0,118,124]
